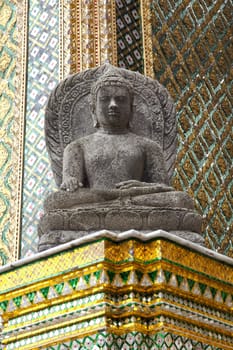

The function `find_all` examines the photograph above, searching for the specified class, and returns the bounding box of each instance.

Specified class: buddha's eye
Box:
[117,96,126,102]
[99,96,109,101]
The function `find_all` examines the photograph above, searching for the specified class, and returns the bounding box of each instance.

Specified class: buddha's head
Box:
[91,67,134,130]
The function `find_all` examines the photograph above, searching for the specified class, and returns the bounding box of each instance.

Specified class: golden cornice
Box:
[1,239,232,294]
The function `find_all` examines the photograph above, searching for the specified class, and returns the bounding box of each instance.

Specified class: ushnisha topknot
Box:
[90,66,134,105]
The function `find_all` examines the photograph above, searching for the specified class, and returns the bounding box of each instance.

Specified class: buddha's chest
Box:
[85,141,143,168]
[83,137,144,185]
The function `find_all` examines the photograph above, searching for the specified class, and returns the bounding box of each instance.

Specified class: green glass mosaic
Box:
[42,331,224,349]
[0,0,17,265]
[21,0,59,258]
[151,0,233,256]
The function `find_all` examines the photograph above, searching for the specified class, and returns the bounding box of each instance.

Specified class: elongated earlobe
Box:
[93,119,99,128]
[128,102,134,129]
[92,112,99,128]
[91,103,99,128]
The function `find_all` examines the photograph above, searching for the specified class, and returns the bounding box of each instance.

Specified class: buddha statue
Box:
[60,70,171,192]
[38,64,203,251]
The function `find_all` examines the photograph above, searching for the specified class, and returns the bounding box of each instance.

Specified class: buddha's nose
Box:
[109,98,117,108]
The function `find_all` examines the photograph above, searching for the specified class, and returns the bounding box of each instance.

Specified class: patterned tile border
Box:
[1,231,233,295]
[0,0,28,265]
[40,331,225,350]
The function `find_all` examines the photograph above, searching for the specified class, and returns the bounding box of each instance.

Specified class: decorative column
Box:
[70,0,117,72]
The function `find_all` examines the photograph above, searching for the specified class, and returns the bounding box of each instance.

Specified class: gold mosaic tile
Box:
[150,0,233,256]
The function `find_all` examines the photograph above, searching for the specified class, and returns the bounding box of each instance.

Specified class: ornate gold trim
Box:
[163,324,233,350]
[4,314,232,350]
[6,293,230,333]
[59,0,71,78]
[3,311,105,344]
[8,0,28,263]
[98,0,117,67]
[1,240,232,293]
[70,0,117,73]
[1,239,232,349]
[140,0,154,78]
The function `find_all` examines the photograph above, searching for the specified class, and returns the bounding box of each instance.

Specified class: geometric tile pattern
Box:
[42,332,224,350]
[1,236,232,349]
[21,0,59,257]
[0,1,17,265]
[2,235,233,291]
[1,266,233,314]
[116,0,144,73]
[150,0,233,256]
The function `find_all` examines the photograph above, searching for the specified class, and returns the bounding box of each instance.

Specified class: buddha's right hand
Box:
[60,176,83,192]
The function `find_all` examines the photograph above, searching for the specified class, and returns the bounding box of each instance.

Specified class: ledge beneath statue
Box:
[38,188,204,251]
[0,230,232,349]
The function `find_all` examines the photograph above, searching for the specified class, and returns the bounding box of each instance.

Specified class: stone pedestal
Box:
[0,231,232,349]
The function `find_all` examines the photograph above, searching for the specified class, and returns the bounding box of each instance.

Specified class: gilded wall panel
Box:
[149,0,232,256]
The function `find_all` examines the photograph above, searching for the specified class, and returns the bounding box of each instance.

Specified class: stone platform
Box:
[0,230,232,349]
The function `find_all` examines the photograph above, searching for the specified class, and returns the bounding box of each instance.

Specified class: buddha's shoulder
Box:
[130,133,161,149]
[67,133,98,147]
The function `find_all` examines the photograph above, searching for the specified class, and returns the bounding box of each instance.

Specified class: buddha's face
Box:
[95,85,132,130]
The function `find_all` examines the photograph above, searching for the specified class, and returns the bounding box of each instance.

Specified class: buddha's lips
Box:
[108,111,120,117]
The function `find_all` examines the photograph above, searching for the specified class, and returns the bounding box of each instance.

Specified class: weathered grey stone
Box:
[38,64,204,251]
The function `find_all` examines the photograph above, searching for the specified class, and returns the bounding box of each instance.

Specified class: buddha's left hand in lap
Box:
[115,180,174,192]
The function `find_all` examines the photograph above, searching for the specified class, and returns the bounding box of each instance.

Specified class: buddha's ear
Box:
[130,94,135,111]
[91,104,99,128]
[128,101,135,129]
[93,119,99,128]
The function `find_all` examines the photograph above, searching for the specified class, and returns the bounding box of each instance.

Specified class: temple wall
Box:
[0,0,232,264]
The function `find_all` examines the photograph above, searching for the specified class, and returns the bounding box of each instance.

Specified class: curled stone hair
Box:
[90,68,134,107]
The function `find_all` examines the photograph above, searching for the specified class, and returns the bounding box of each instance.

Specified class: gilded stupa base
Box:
[0,230,232,349]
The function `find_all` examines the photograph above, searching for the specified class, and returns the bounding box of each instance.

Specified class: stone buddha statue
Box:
[38,64,203,251]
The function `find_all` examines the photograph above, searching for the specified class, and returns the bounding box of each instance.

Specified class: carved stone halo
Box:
[45,64,177,187]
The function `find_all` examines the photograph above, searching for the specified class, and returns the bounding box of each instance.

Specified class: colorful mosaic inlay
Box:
[0,0,17,265]
[150,0,233,256]
[70,0,117,72]
[116,0,144,73]
[21,0,59,258]
[42,332,225,350]
[0,235,232,349]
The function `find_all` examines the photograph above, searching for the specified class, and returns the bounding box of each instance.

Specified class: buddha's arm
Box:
[146,142,169,185]
[60,142,84,192]
[116,142,172,191]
